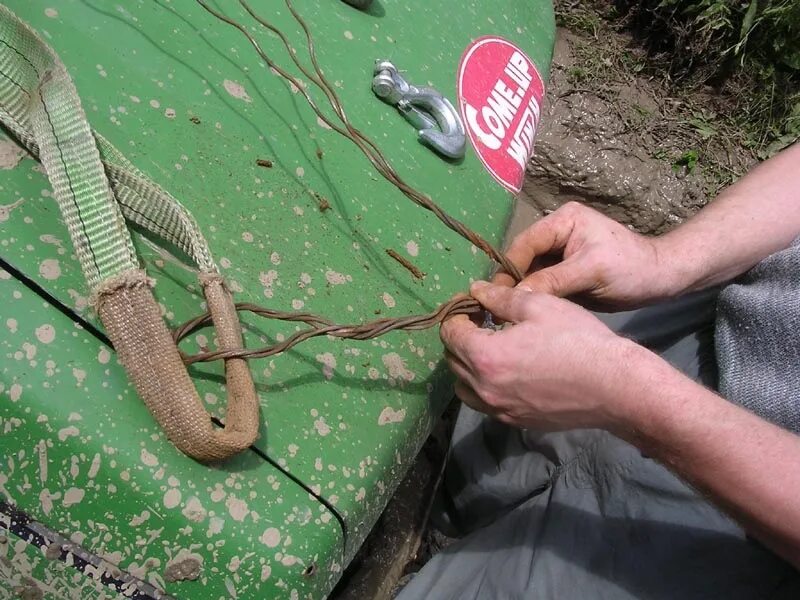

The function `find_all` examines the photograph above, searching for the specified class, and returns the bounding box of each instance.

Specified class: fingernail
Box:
[471,280,489,291]
[517,285,533,293]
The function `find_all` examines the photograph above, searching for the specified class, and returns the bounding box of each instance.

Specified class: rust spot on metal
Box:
[385,248,425,280]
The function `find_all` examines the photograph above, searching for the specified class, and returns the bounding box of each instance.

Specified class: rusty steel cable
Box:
[195,0,522,282]
[174,296,482,364]
[177,1,522,364]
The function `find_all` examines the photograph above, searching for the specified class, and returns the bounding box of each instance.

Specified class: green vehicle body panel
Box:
[0,0,555,597]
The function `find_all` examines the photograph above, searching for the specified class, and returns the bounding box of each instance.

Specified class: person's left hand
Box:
[440,280,647,431]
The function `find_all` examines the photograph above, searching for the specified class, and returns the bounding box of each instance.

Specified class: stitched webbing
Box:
[0,5,217,283]
[0,6,259,462]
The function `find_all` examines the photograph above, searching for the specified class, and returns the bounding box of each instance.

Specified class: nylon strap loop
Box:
[0,6,259,461]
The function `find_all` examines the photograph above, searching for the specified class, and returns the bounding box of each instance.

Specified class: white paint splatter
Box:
[344,30,354,40]
[313,417,331,437]
[208,516,224,536]
[378,406,407,425]
[88,453,101,479]
[6,318,17,333]
[72,368,86,385]
[325,270,349,285]
[382,352,415,381]
[0,198,23,223]
[223,79,252,103]
[129,510,150,526]
[58,426,79,441]
[39,489,58,515]
[226,495,249,522]
[316,352,337,380]
[164,488,182,509]
[39,259,61,280]
[63,487,85,507]
[140,448,158,467]
[406,241,419,257]
[98,347,111,364]
[182,497,207,523]
[295,166,305,177]
[381,292,396,308]
[260,527,281,548]
[35,324,55,344]
[0,140,24,169]
[44,8,59,18]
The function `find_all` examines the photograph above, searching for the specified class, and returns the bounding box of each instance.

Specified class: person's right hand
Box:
[495,202,675,311]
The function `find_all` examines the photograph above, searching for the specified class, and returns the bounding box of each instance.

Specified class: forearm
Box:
[655,143,800,295]
[612,344,800,566]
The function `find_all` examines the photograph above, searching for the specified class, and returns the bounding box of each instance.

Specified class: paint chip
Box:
[260,527,281,548]
[223,79,252,103]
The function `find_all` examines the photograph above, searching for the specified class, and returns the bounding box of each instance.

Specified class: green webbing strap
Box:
[0,5,217,289]
[0,6,260,463]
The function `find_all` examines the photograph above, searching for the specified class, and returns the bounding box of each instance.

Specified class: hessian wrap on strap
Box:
[0,5,260,462]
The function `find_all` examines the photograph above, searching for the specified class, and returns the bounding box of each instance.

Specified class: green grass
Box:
[557,0,799,158]
[613,0,800,156]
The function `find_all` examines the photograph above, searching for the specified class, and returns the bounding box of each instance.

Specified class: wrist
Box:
[600,338,688,438]
[649,234,702,300]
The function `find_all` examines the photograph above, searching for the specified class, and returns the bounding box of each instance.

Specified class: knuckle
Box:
[471,346,497,378]
[534,269,560,293]
[494,412,515,426]
[479,389,501,409]
[560,200,584,216]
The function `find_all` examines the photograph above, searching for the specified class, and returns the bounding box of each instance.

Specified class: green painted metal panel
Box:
[1,274,344,598]
[1,0,555,597]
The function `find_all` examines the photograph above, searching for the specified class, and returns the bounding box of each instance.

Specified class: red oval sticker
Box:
[458,37,545,193]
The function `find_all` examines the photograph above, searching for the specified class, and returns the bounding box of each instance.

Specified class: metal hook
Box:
[372,60,466,160]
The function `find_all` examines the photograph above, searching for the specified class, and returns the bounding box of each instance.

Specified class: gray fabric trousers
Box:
[397,291,799,600]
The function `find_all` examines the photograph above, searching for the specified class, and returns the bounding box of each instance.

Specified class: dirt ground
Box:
[334,8,763,599]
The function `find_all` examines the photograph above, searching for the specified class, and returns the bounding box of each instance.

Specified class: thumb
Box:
[519,258,595,297]
[470,281,541,323]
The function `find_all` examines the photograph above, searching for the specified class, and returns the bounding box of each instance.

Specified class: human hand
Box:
[441,281,655,431]
[495,202,674,311]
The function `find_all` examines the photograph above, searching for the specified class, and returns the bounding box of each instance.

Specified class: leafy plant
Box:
[673,149,701,173]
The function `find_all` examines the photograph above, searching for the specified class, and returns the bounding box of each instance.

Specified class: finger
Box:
[518,257,598,297]
[469,281,542,323]
[493,206,578,286]
[444,349,479,387]
[454,380,494,415]
[440,314,492,364]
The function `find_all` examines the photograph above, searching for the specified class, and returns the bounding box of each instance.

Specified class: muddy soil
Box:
[518,29,711,235]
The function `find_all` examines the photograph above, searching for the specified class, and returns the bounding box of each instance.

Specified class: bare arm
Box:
[619,344,800,566]
[495,143,800,309]
[658,142,800,293]
[441,283,800,568]
[438,144,800,569]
